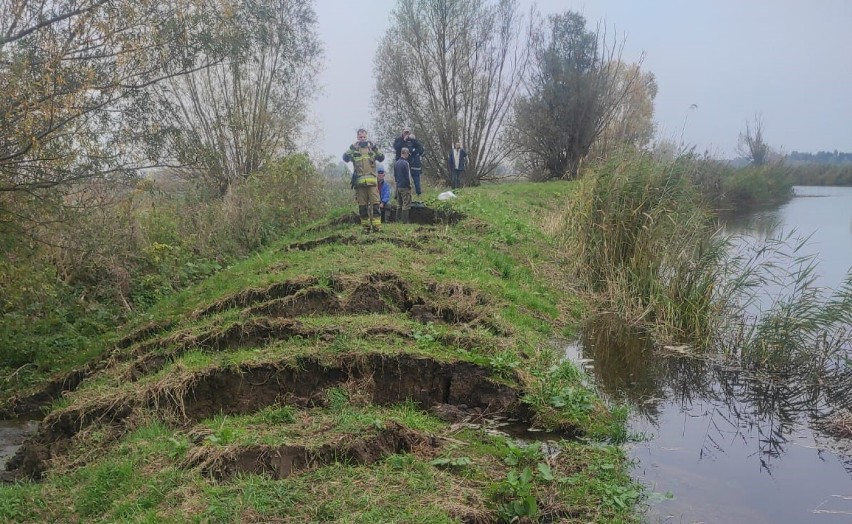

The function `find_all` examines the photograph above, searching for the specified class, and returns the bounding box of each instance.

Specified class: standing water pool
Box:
[573,187,852,523]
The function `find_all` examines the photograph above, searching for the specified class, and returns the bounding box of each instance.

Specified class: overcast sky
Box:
[308,0,852,161]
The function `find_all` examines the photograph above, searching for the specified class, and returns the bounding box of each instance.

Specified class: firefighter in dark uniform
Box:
[343,128,385,232]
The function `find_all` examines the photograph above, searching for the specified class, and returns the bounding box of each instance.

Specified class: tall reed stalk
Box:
[557,152,852,377]
[559,154,725,344]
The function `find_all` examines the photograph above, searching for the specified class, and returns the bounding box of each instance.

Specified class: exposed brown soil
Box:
[409,206,464,225]
[0,369,89,420]
[186,421,431,481]
[7,353,531,479]
[1,272,500,423]
[1,322,176,419]
[283,234,353,251]
[283,233,424,252]
[242,287,343,317]
[125,318,336,380]
[324,206,464,228]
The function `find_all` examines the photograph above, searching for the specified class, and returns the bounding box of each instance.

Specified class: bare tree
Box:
[510,11,646,180]
[0,0,243,239]
[160,0,321,196]
[737,113,770,166]
[373,0,531,186]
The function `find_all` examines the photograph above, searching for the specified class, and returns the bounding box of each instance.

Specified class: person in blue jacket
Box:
[376,164,392,223]
[392,127,425,196]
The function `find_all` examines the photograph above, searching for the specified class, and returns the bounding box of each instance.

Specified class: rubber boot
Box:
[400,209,409,224]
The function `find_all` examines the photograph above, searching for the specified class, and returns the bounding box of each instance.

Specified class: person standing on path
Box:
[394,147,413,223]
[343,128,385,232]
[377,164,391,223]
[447,141,467,189]
[393,127,425,196]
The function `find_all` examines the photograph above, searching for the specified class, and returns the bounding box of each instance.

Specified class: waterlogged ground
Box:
[0,419,38,474]
[571,187,852,523]
[568,317,852,523]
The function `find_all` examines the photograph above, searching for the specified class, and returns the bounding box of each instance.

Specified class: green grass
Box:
[0,179,642,523]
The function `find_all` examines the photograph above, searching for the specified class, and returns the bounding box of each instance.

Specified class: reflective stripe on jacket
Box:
[343,141,385,186]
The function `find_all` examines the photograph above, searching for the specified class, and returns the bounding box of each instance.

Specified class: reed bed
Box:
[555,153,852,379]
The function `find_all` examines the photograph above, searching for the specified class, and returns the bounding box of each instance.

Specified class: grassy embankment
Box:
[1,182,641,523]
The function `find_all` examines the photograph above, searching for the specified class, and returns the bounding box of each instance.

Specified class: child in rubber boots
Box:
[377,164,392,223]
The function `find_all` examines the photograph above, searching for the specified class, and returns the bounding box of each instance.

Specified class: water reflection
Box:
[579,316,852,467]
[573,315,852,523]
[722,208,783,240]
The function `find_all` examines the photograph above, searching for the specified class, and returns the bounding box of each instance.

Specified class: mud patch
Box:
[0,418,39,481]
[186,421,429,480]
[283,234,355,251]
[409,206,465,226]
[9,354,532,479]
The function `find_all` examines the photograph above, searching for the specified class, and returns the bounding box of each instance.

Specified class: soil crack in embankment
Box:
[6,354,531,479]
[2,271,499,417]
[186,421,431,481]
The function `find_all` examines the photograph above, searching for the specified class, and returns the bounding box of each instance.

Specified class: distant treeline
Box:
[788,151,852,165]
[785,163,852,186]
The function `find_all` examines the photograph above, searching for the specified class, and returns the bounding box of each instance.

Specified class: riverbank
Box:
[0,182,641,523]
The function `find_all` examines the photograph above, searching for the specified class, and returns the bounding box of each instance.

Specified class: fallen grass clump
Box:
[824,410,852,439]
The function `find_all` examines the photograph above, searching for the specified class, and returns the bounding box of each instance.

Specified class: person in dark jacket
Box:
[376,164,392,223]
[392,127,425,196]
[394,148,413,223]
[447,141,468,189]
[343,128,385,232]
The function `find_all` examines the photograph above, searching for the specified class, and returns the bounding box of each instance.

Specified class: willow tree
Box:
[737,113,770,166]
[160,0,321,196]
[589,63,657,161]
[373,0,531,186]
[0,0,240,240]
[510,11,649,180]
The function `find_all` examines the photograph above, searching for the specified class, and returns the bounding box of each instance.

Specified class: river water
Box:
[571,186,852,523]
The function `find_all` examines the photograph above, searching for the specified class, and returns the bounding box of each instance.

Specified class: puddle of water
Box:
[566,316,852,524]
[0,418,39,472]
